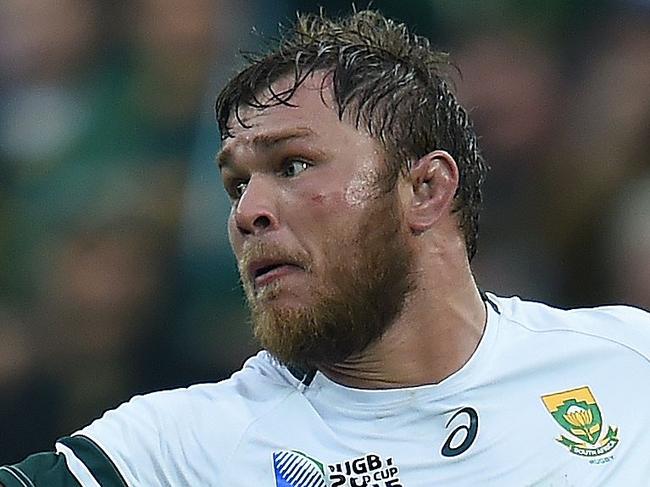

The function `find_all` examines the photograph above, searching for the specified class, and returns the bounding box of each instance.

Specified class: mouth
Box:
[248,260,304,289]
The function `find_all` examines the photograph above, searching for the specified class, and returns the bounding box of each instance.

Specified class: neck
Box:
[318,251,487,389]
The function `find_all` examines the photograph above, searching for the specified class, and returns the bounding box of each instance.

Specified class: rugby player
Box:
[2,10,649,486]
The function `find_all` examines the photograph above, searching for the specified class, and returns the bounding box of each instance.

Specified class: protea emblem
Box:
[541,386,619,457]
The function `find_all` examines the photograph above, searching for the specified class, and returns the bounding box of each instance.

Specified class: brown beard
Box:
[240,189,415,368]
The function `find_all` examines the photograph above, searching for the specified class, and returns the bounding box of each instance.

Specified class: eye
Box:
[281,159,311,178]
[227,180,248,200]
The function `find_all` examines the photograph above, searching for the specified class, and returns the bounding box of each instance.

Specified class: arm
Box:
[0,387,205,486]
[0,436,127,487]
[0,390,184,486]
[0,450,83,487]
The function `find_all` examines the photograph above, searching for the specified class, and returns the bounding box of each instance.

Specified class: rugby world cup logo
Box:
[273,450,403,486]
[273,450,327,487]
[541,386,619,457]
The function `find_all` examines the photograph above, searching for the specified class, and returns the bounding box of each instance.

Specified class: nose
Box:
[233,175,280,236]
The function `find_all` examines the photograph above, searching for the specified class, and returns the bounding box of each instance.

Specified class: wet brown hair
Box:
[216,9,488,260]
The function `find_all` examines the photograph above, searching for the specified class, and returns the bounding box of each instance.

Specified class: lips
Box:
[248,259,304,288]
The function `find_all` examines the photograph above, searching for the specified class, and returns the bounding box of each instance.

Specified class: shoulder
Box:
[489,293,650,358]
[83,350,297,435]
[69,351,299,485]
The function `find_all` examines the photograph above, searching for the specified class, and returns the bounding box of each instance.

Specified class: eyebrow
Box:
[216,127,316,169]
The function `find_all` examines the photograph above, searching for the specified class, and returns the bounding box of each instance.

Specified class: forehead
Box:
[240,72,337,126]
[219,72,379,159]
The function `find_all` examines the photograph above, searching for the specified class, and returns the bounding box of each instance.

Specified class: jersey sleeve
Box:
[70,391,176,486]
[0,354,298,486]
[0,391,178,486]
[0,435,126,486]
[598,304,650,358]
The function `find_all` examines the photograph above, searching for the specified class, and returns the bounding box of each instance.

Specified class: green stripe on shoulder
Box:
[0,465,30,487]
[0,452,81,487]
[58,435,128,487]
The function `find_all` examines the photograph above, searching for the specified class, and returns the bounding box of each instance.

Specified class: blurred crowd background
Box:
[1,0,648,464]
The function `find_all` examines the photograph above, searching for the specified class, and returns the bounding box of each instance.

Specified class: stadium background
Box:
[0,0,648,464]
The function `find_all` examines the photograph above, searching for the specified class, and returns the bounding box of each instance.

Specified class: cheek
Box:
[297,188,351,223]
[227,212,241,253]
[291,178,340,214]
[310,193,326,205]
[295,188,365,244]
[286,188,352,252]
[344,167,383,207]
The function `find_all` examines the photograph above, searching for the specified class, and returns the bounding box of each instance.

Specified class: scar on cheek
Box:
[344,168,382,206]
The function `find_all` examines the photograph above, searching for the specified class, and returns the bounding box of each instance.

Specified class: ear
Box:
[405,150,459,233]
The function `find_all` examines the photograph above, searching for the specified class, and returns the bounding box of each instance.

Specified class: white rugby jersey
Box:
[2,294,650,486]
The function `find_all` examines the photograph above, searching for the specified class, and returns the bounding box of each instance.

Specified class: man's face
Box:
[218,74,414,367]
